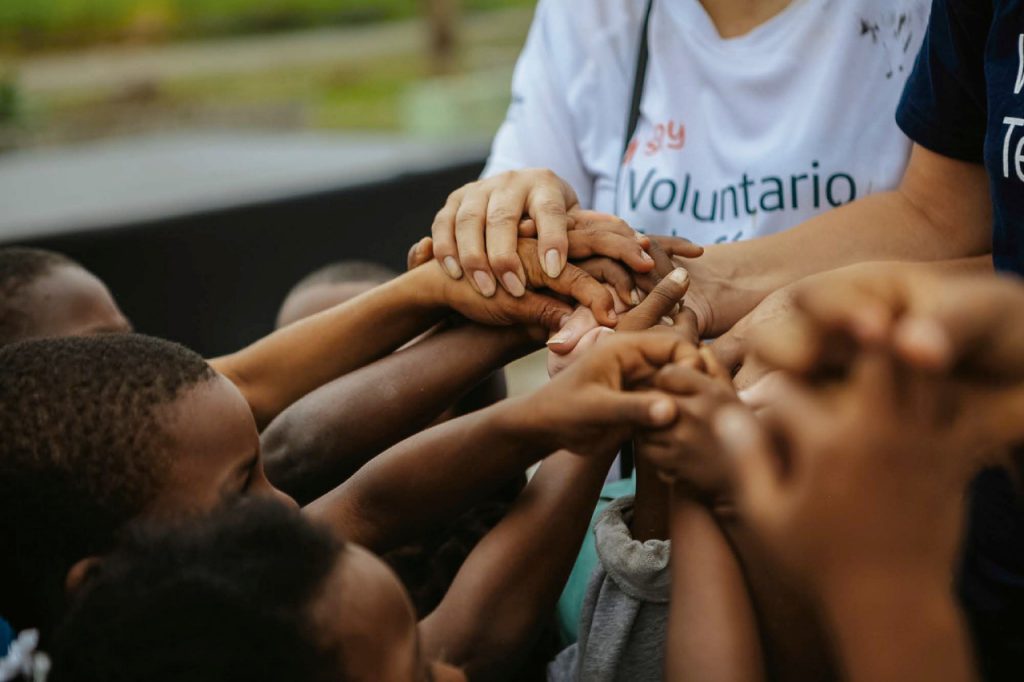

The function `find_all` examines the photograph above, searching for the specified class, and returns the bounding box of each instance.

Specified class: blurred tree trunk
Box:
[421,0,460,74]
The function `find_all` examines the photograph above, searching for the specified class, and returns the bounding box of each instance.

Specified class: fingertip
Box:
[893,317,953,370]
[544,248,564,278]
[712,406,758,458]
[649,398,677,426]
[443,256,463,279]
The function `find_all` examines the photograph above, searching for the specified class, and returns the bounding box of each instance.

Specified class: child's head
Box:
[0,334,292,634]
[0,248,130,347]
[277,260,397,329]
[50,501,466,682]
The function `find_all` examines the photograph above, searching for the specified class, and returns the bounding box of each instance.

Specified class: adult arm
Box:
[261,322,538,504]
[684,145,992,337]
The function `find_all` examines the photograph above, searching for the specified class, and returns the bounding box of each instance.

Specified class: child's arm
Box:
[305,331,694,554]
[718,349,983,682]
[260,322,540,503]
[420,447,615,681]
[212,229,658,429]
[665,491,764,682]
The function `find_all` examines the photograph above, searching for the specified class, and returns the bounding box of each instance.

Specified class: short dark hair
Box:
[0,247,77,346]
[0,334,215,634]
[49,501,344,682]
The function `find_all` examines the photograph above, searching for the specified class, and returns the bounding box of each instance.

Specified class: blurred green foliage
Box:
[0,0,533,51]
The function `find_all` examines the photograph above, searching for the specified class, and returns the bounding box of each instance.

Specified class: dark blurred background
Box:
[0,0,535,355]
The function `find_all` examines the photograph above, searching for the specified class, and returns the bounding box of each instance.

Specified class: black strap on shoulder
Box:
[621,0,655,159]
[618,0,654,481]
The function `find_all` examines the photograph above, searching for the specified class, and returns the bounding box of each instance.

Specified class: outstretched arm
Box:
[684,145,991,337]
[261,322,539,504]
[305,331,694,555]
[420,447,617,681]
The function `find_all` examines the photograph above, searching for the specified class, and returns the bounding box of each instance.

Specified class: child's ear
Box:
[65,556,104,598]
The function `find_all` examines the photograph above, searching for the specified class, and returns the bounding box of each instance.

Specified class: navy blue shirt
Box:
[897,2,1024,679]
[897,0,1024,271]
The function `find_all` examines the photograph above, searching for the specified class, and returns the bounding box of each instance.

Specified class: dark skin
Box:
[76,332,694,682]
[716,351,983,682]
[11,264,132,341]
[262,322,534,504]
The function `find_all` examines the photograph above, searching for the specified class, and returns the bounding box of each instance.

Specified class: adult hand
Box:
[711,282,800,390]
[431,169,580,295]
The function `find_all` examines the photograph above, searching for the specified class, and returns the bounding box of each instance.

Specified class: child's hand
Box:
[546,269,691,377]
[520,331,698,457]
[748,265,1024,450]
[716,350,978,596]
[638,347,740,499]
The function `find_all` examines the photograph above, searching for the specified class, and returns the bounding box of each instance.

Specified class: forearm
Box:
[690,191,991,336]
[666,492,763,682]
[421,447,617,681]
[303,395,557,552]
[631,450,670,541]
[262,323,539,503]
[211,264,448,428]
[821,573,978,682]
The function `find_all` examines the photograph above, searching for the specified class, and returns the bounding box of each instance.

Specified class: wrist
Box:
[689,244,787,336]
[407,261,453,312]
[491,393,560,454]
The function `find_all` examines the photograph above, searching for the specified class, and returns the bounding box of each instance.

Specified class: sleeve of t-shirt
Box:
[481,0,596,207]
[895,0,992,163]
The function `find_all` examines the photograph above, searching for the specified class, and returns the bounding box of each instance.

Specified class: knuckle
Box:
[536,198,568,217]
[486,206,522,226]
[455,207,484,226]
[488,252,521,273]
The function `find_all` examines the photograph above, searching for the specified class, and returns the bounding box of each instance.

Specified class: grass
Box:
[0,0,534,52]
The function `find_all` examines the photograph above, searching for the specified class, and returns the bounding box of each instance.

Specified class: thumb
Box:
[407,236,434,271]
[588,389,679,429]
[619,268,690,331]
[713,406,780,518]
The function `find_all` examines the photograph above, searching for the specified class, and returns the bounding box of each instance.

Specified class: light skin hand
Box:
[431,169,579,294]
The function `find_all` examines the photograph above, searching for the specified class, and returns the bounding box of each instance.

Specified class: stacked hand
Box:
[637,347,740,501]
[516,331,702,457]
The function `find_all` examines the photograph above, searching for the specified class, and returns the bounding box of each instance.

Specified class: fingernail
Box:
[668,268,688,284]
[660,316,675,327]
[640,251,655,265]
[546,333,570,346]
[544,249,562,278]
[598,327,616,337]
[473,270,496,297]
[501,272,526,297]
[607,309,618,322]
[443,256,462,279]
[649,399,676,425]
[630,289,641,306]
[634,231,646,242]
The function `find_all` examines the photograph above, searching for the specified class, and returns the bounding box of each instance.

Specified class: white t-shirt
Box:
[484,0,930,245]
